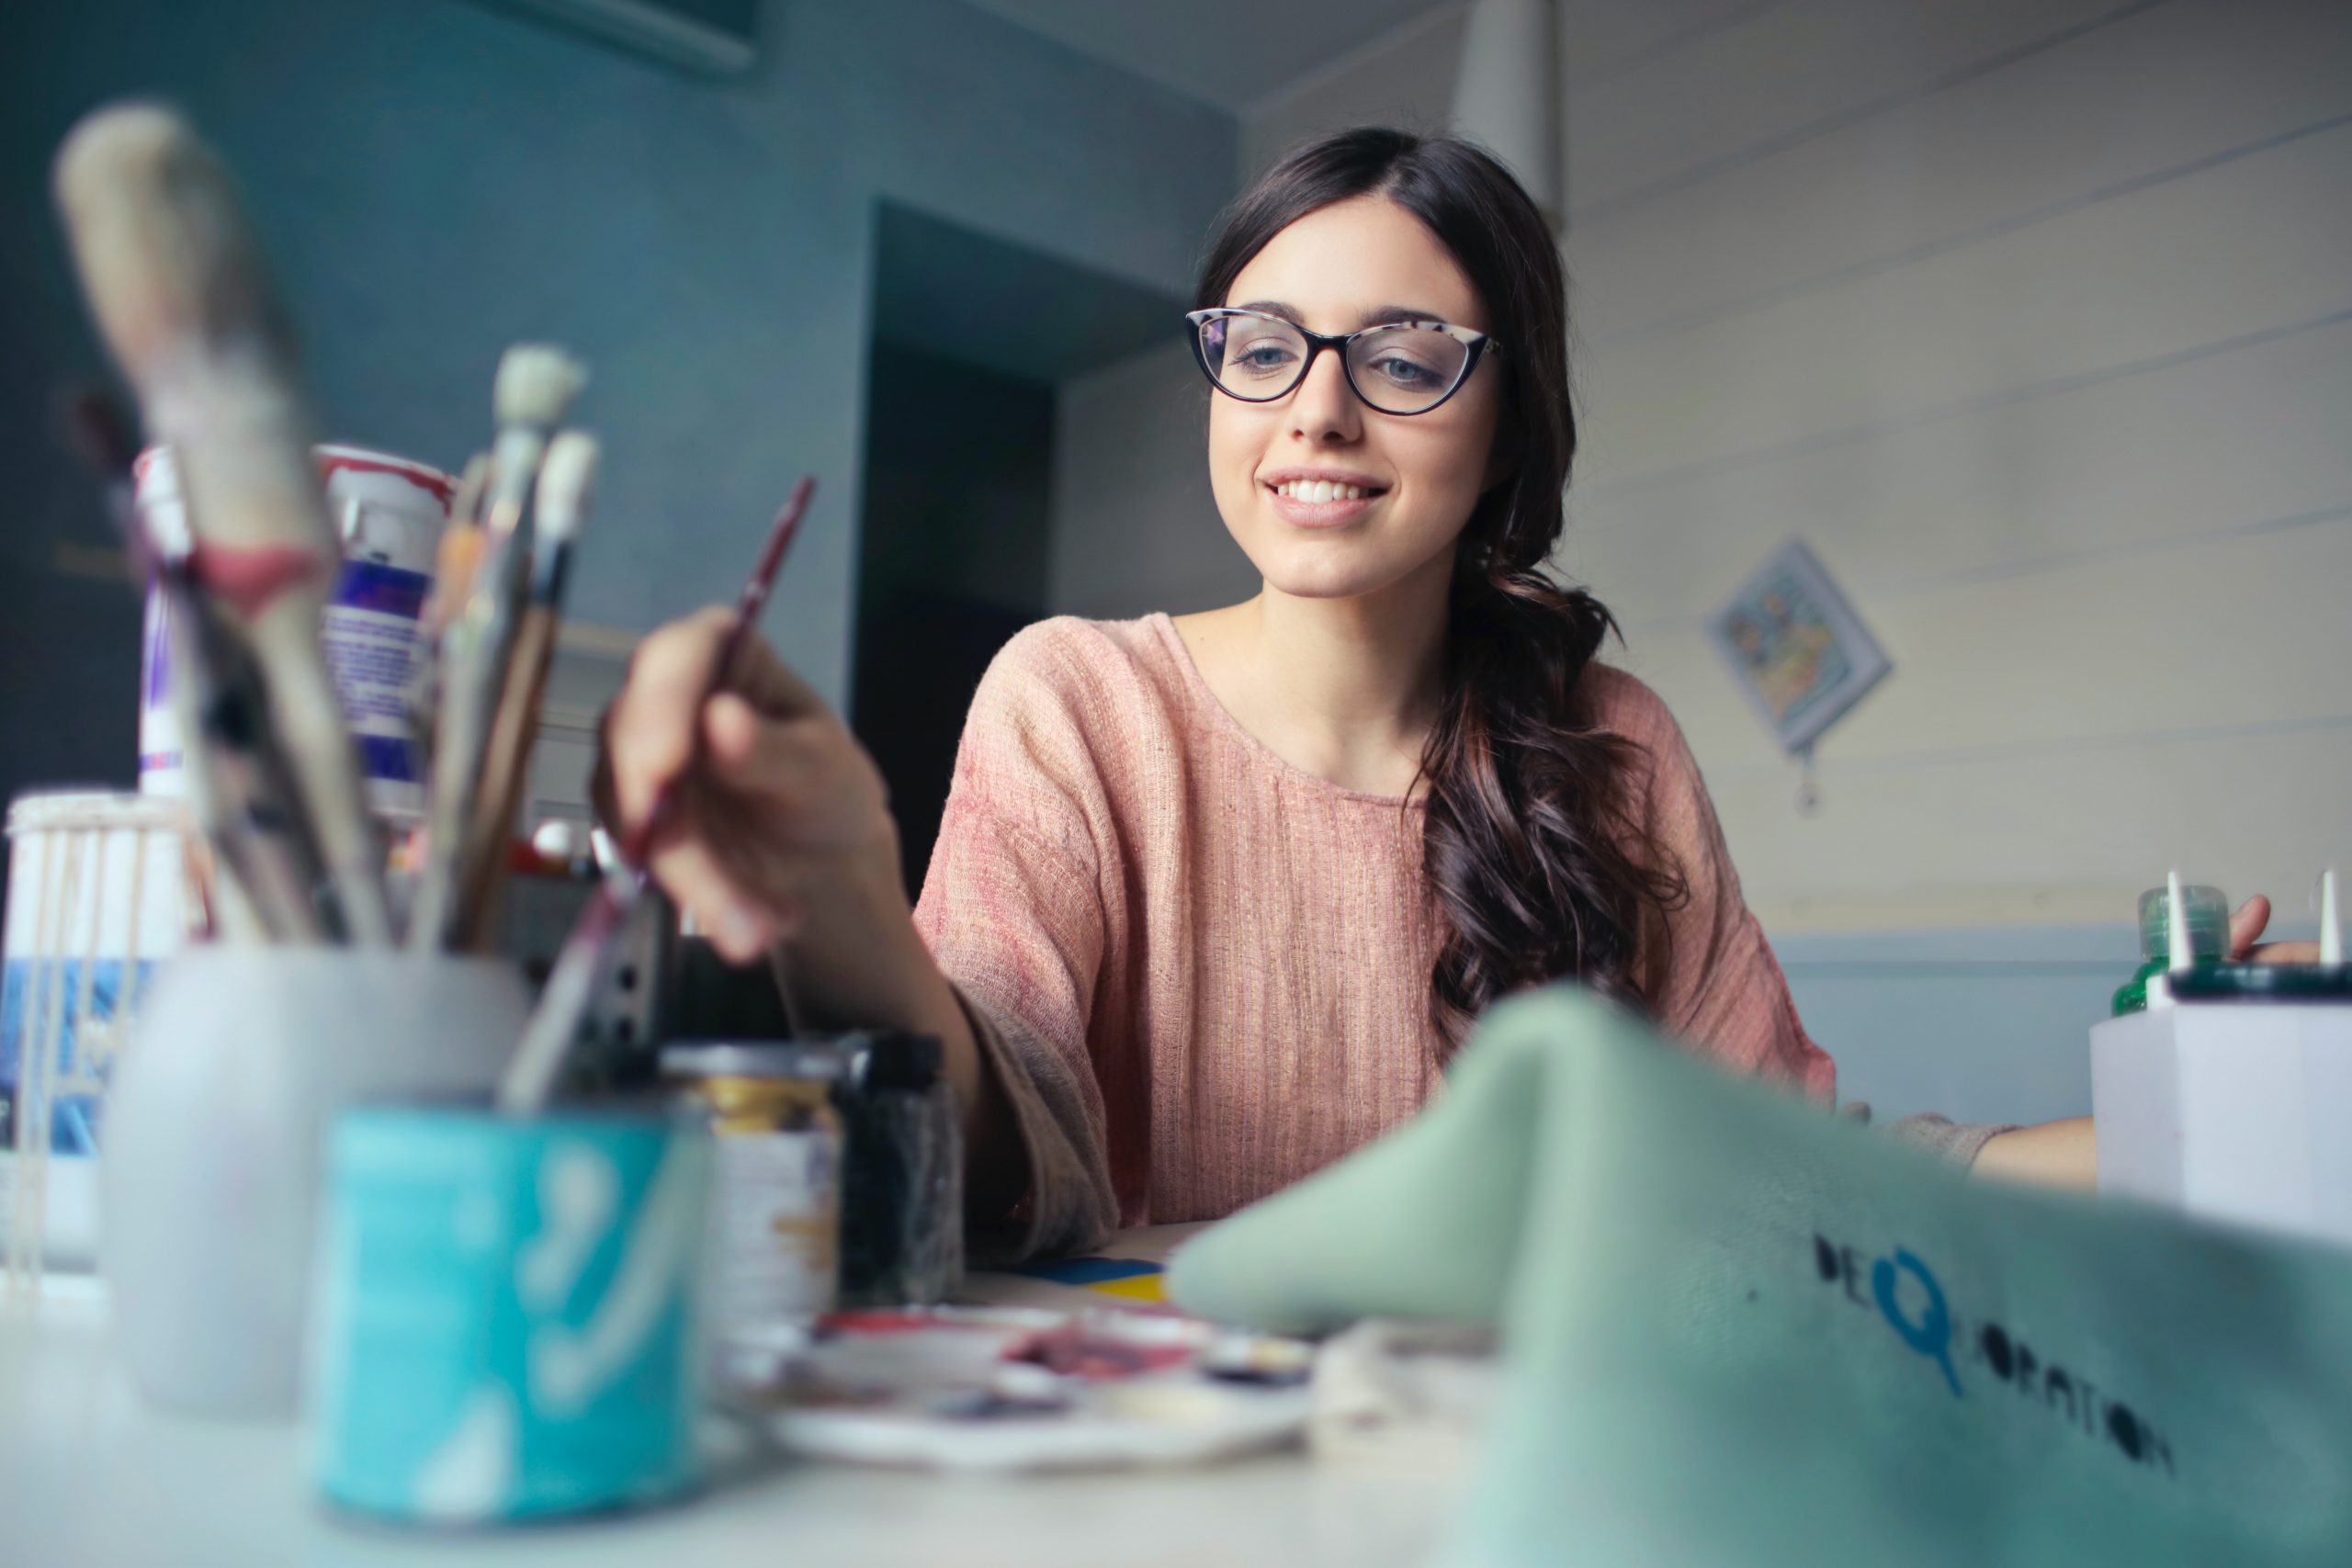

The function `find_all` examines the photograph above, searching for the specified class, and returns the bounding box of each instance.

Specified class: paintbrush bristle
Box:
[493,344,587,432]
[55,104,303,393]
[532,432,599,547]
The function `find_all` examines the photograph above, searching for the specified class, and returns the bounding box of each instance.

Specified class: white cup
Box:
[102,947,529,1418]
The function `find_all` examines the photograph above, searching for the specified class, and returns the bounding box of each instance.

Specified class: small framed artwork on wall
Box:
[1707,537,1891,757]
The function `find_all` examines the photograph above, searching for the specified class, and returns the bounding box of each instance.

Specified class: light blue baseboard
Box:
[1774,925,2134,1127]
[1774,920,2323,1125]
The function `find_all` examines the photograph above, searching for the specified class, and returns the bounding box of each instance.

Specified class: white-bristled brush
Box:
[455,431,600,952]
[54,104,391,943]
[410,344,586,950]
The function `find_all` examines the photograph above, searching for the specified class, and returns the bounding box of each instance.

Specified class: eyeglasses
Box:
[1184,308,1500,416]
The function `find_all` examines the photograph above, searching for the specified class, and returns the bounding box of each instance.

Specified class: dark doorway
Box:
[849,202,1185,900]
[852,344,1054,901]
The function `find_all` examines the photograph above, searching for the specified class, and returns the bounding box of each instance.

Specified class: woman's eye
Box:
[1235,344,1297,370]
[1368,355,1440,386]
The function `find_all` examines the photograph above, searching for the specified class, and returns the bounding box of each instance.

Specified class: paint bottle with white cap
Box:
[134,444,452,826]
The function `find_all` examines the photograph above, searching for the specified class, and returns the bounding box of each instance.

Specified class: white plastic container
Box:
[1,790,193,1281]
[102,948,529,1417]
[2091,1003,2352,1247]
[136,444,453,822]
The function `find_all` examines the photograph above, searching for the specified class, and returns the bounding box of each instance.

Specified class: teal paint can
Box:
[309,1104,711,1523]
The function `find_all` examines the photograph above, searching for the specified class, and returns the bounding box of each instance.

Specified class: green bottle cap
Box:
[2136,884,2230,964]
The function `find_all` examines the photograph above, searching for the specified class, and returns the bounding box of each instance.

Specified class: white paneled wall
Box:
[1054,0,2352,935]
[1560,0,2352,930]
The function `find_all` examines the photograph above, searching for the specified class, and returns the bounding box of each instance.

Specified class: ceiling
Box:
[953,0,1465,112]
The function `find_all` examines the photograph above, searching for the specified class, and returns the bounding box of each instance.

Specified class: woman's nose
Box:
[1288,347,1363,444]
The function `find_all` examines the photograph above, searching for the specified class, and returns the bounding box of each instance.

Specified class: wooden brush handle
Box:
[454,604,560,953]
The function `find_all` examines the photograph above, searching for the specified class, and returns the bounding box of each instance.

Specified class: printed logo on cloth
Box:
[1812,1232,2175,1477]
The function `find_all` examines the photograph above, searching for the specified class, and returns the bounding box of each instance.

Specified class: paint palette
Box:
[750,1306,1314,1472]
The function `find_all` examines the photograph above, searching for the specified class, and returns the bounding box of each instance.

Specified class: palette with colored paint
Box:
[1011,1254,1171,1303]
[749,1305,1314,1472]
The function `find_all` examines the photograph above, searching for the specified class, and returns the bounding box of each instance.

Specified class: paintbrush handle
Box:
[617,477,817,868]
[498,875,639,1115]
[454,603,561,952]
[411,428,557,949]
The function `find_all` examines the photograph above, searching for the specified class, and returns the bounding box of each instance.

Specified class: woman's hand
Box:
[2227,895,2323,965]
[596,608,1019,1201]
[598,606,899,961]
[1974,895,2324,1193]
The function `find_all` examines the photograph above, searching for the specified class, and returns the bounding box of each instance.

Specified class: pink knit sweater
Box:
[914,613,1837,1262]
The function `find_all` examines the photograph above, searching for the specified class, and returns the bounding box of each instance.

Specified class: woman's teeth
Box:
[1274,479,1375,502]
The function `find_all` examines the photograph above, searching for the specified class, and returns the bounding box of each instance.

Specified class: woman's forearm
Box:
[1972,1116,2098,1190]
[772,843,1029,1214]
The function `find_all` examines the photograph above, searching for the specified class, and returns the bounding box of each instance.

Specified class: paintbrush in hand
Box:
[53,104,391,943]
[498,476,816,1115]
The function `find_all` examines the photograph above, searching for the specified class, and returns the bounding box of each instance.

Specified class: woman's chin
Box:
[1246,536,1449,604]
[1254,559,1394,602]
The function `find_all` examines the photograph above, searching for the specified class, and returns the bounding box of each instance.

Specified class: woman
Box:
[601,129,2292,1258]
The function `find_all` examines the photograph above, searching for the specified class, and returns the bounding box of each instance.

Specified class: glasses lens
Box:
[1198,312,1309,400]
[1347,324,1470,413]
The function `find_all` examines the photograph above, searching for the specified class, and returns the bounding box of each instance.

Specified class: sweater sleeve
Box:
[1843,1103,2022,1169]
[914,626,1122,1266]
[1602,671,1838,1101]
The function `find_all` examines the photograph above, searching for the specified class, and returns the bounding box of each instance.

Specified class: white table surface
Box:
[1,1229,1464,1568]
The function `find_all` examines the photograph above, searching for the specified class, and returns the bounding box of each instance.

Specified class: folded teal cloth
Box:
[1169,986,2352,1567]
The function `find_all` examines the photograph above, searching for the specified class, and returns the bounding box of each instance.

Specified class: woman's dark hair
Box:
[1192,127,1687,1044]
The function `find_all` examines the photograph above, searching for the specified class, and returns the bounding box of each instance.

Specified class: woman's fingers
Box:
[605,607,737,832]
[2230,897,2323,964]
[699,695,880,841]
[644,812,807,961]
[598,605,894,959]
[2228,896,2272,960]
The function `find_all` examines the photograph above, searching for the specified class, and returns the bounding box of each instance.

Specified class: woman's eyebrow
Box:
[1231,300,1453,329]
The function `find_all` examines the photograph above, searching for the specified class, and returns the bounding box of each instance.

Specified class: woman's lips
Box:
[1266,484,1383,528]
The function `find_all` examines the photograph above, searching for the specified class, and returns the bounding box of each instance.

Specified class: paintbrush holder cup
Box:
[102,947,530,1418]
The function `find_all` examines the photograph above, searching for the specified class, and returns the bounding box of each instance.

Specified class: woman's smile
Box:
[1261,465,1390,528]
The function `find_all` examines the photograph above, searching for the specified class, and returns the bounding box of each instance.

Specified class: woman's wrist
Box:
[771,826,932,1027]
[769,840,1019,1202]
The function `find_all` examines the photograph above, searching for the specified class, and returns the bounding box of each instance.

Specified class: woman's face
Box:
[1207,195,1505,604]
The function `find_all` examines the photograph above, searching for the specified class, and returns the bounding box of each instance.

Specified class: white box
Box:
[2091,1004,2352,1247]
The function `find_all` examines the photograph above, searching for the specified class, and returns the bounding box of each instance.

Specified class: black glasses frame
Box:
[1183,308,1501,416]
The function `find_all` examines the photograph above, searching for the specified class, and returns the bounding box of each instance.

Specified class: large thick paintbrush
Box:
[53,104,391,943]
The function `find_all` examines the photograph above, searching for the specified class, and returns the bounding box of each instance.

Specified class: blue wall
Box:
[0,0,1237,784]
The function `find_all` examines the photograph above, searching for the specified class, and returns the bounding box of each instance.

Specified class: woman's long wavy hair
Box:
[1193,128,1688,1046]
